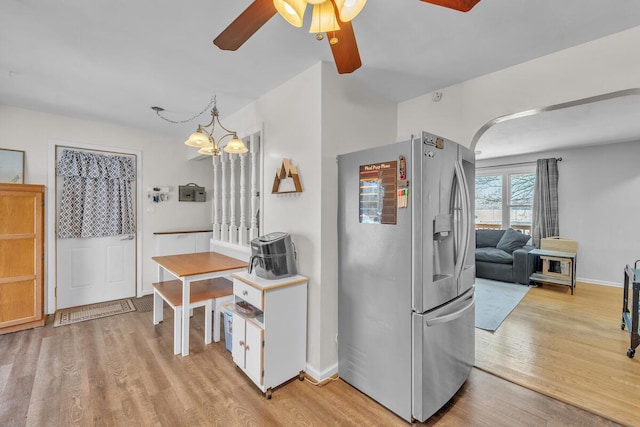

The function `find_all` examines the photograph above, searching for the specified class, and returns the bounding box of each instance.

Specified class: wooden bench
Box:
[152,277,234,354]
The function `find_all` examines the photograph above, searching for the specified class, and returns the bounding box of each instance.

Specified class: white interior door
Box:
[55,147,136,309]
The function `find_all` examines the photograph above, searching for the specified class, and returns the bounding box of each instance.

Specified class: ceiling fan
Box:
[213,0,480,74]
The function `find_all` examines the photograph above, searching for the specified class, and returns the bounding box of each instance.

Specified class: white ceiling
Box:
[1,0,640,157]
[475,90,640,160]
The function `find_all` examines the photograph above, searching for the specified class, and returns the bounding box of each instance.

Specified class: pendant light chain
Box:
[152,95,217,124]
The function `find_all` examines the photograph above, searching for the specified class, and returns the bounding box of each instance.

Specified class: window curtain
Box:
[57,149,135,238]
[531,158,559,247]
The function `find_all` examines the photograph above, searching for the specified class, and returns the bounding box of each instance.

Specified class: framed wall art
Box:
[0,148,25,184]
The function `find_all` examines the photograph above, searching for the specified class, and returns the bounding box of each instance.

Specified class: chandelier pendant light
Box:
[183,96,248,156]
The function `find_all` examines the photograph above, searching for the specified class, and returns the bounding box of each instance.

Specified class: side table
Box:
[529,248,577,294]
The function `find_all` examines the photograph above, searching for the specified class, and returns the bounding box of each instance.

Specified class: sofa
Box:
[475,228,535,284]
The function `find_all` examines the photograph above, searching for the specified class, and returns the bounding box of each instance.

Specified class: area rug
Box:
[131,294,154,313]
[475,278,531,332]
[53,299,136,327]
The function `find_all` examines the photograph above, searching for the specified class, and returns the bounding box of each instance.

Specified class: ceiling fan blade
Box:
[420,0,481,12]
[328,20,362,74]
[214,0,277,51]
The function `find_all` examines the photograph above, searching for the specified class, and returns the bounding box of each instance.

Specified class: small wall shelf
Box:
[272,158,302,194]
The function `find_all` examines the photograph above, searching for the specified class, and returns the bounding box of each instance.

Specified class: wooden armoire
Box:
[0,183,45,334]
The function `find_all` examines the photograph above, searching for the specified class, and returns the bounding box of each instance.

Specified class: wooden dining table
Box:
[151,251,248,356]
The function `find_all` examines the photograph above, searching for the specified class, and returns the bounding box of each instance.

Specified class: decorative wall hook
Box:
[147,186,169,203]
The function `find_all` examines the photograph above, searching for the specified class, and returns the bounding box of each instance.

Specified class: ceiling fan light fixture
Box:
[420,0,481,12]
[185,127,212,148]
[335,0,367,22]
[273,0,307,27]
[309,1,340,34]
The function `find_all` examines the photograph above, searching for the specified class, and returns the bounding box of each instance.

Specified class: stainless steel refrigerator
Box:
[337,131,475,422]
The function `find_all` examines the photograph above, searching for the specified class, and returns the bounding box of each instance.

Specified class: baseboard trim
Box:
[305,361,339,383]
[577,278,622,288]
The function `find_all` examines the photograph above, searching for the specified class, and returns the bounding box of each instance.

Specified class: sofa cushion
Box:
[476,229,505,248]
[475,247,513,264]
[496,228,531,254]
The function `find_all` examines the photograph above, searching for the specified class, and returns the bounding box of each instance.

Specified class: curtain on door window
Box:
[57,149,135,238]
[531,158,559,247]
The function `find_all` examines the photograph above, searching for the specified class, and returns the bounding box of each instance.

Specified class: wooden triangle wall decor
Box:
[272,158,303,194]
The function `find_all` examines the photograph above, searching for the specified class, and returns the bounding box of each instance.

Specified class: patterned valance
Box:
[57,149,136,239]
[57,149,135,181]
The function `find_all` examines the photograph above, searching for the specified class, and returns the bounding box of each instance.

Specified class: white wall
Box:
[320,63,397,374]
[0,106,214,311]
[222,64,325,376]
[223,62,397,379]
[397,26,640,149]
[477,141,640,286]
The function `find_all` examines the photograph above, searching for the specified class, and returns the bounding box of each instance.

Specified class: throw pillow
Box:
[496,228,530,254]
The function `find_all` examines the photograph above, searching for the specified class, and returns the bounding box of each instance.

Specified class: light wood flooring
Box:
[476,281,640,427]
[0,284,631,427]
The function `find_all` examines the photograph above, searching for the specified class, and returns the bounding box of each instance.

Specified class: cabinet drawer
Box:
[234,279,263,310]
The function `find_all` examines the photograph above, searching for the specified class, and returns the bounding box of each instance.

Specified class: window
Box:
[475,166,535,234]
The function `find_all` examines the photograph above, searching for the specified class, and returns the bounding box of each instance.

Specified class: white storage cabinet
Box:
[230,272,308,398]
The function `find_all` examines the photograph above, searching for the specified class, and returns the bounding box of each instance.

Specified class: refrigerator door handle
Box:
[425,293,475,327]
[453,161,471,281]
[458,160,471,269]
